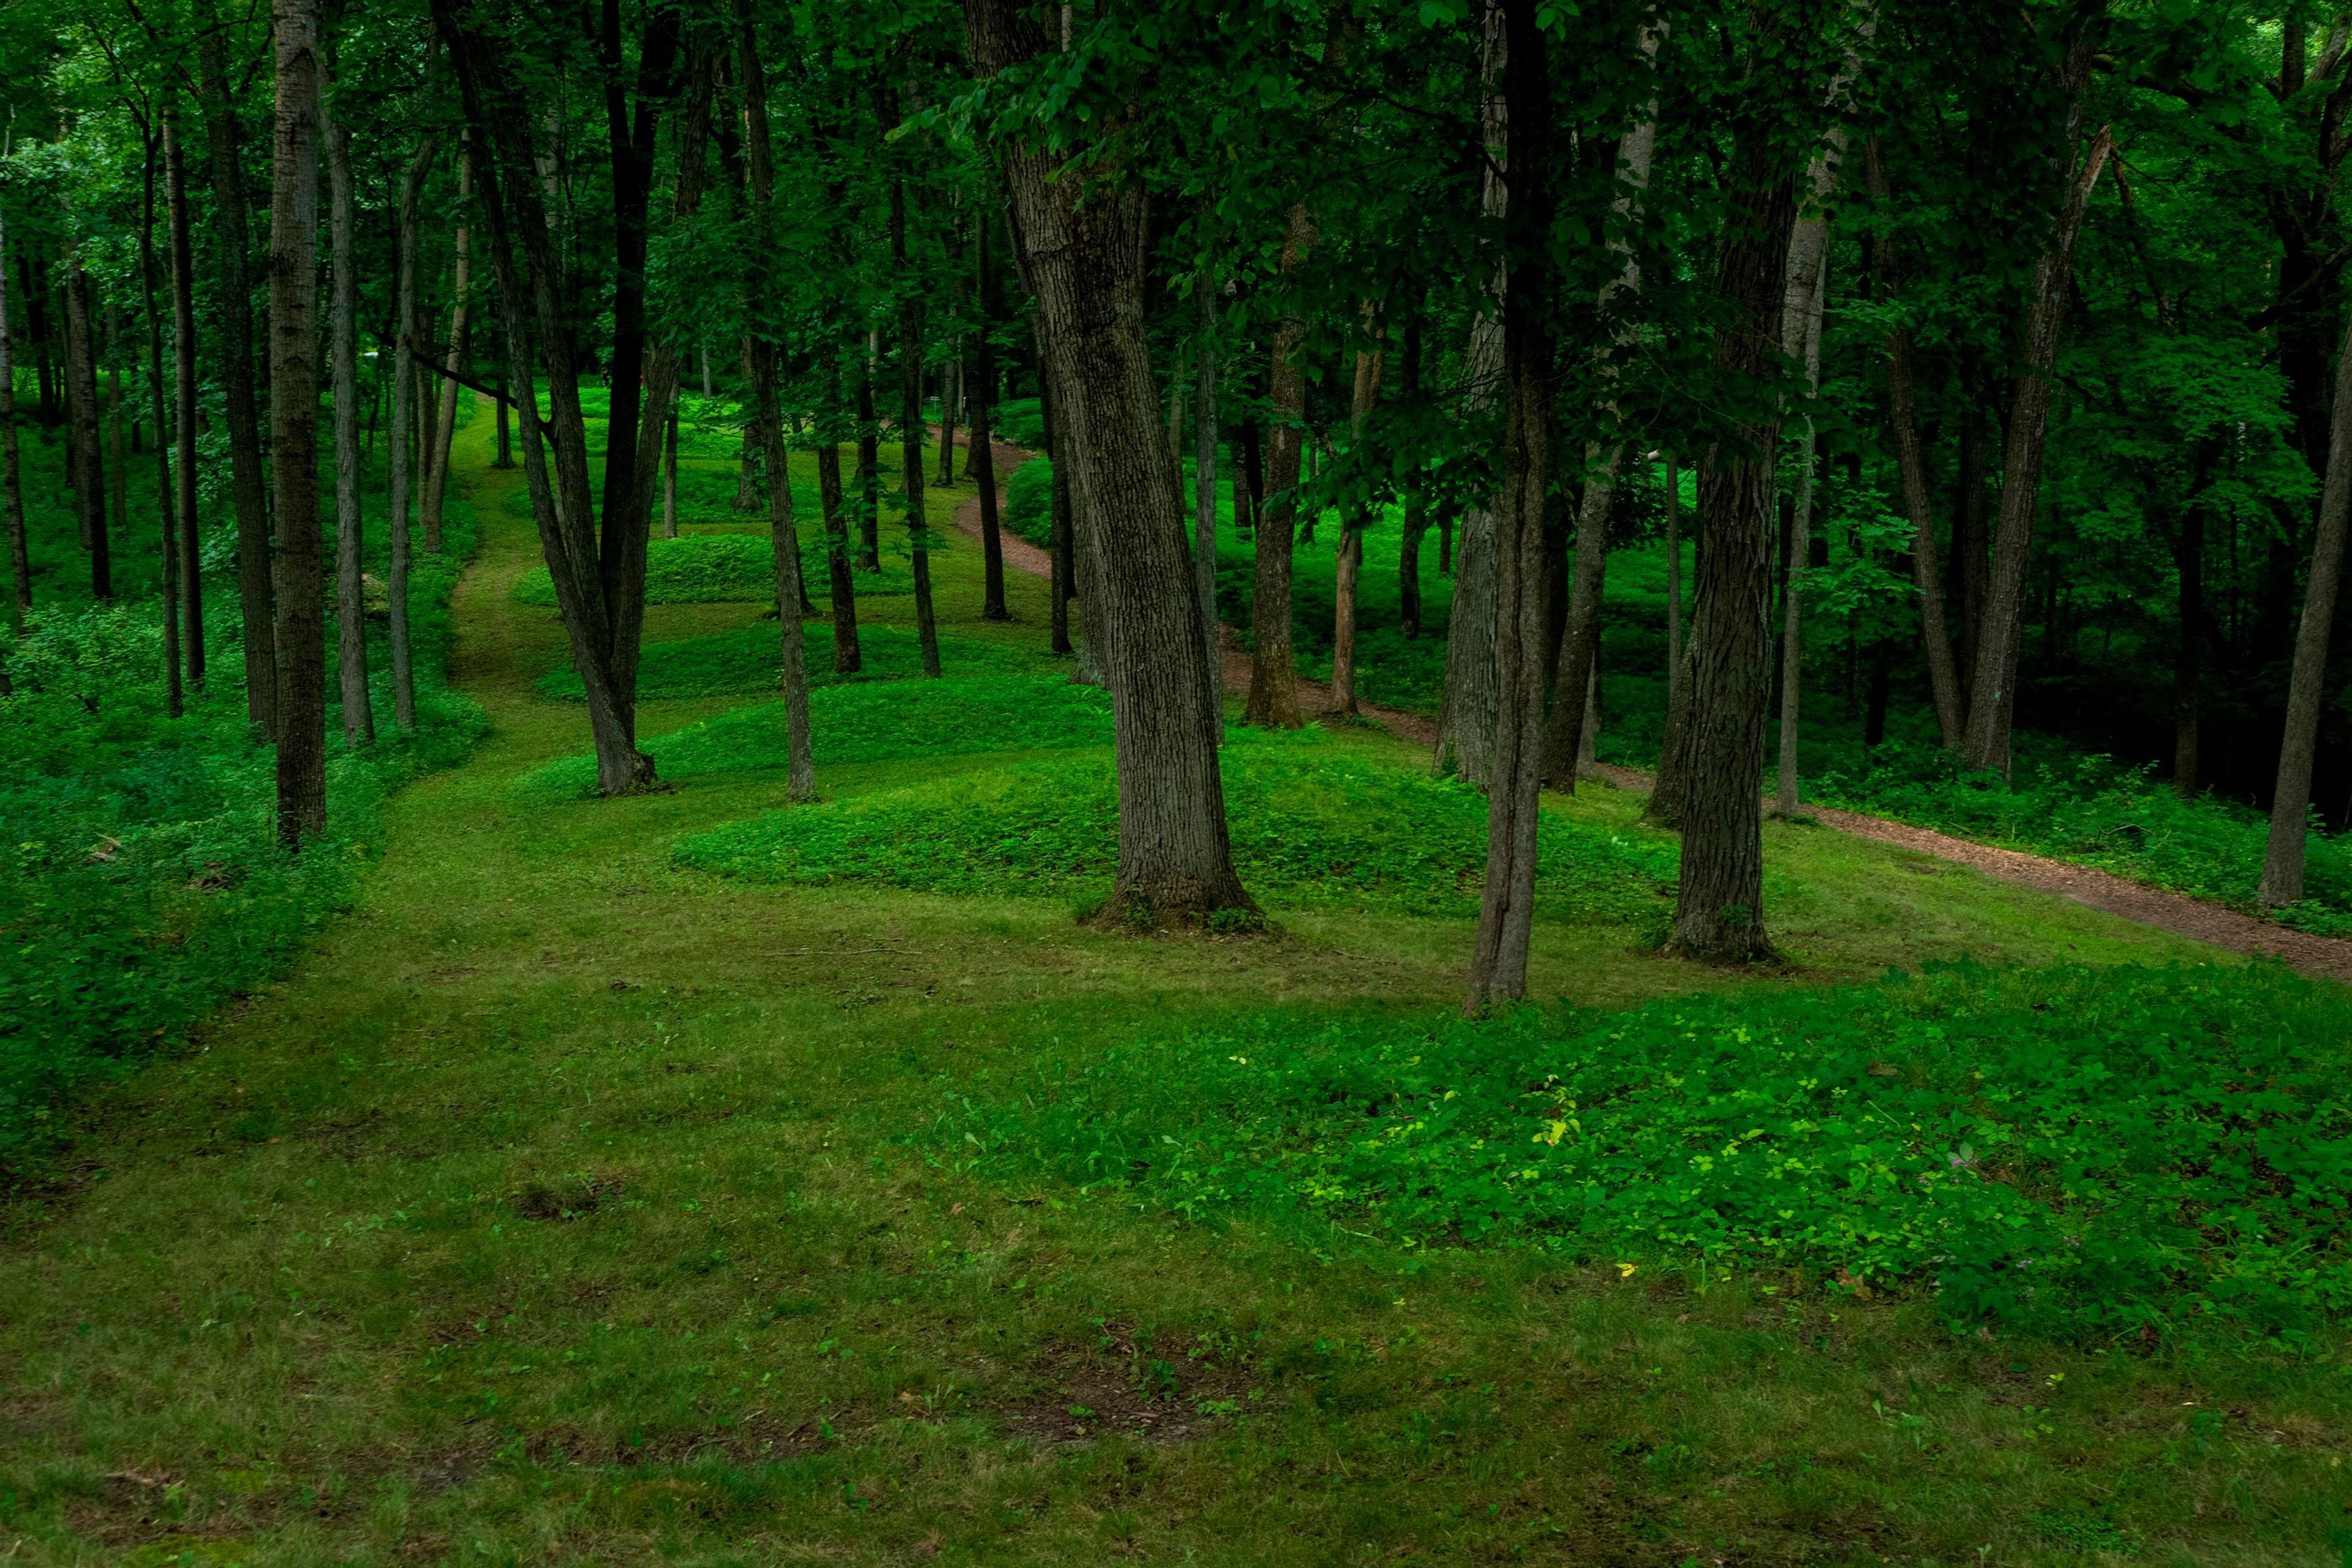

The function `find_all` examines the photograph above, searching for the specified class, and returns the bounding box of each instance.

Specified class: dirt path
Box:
[943,432,2352,983]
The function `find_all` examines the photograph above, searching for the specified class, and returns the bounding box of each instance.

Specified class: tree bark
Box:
[857,326,881,568]
[165,115,205,684]
[63,246,109,600]
[1962,28,2111,775]
[421,137,472,553]
[1664,450,1680,701]
[386,141,431,733]
[1332,317,1382,716]
[1194,263,1223,718]
[880,85,941,680]
[969,0,1255,923]
[974,214,1008,621]
[818,353,861,673]
[1038,359,1074,657]
[0,190,26,627]
[197,19,276,731]
[1246,202,1313,729]
[140,130,183,717]
[597,0,679,594]
[734,0,813,799]
[1464,0,1552,1012]
[270,0,328,847]
[1774,139,1837,815]
[2261,305,2352,906]
[324,104,373,748]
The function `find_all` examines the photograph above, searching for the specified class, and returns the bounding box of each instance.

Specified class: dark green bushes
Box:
[946,961,2352,1342]
[1003,457,1054,551]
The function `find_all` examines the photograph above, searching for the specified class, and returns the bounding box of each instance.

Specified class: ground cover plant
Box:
[676,725,1679,921]
[532,620,1054,701]
[511,527,913,608]
[949,960,2352,1342]
[515,673,1114,795]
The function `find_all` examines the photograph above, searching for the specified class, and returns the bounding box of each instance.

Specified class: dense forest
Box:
[3,1,2352,1562]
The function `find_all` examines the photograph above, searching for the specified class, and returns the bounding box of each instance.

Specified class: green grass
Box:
[511,529,916,608]
[533,620,1057,702]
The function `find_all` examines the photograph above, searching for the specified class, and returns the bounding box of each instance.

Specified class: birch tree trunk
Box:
[269,0,329,846]
[968,0,1255,924]
[324,105,373,748]
[165,115,205,684]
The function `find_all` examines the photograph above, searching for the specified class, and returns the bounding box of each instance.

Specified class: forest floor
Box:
[1,415,2343,1567]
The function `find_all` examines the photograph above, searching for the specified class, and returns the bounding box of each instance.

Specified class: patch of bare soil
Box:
[998,1321,1249,1446]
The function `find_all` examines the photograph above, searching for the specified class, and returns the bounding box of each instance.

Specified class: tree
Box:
[268,0,326,848]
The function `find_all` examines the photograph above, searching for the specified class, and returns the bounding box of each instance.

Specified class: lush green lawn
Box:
[3,401,2345,1567]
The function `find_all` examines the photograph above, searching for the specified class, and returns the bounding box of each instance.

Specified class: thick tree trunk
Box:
[165,116,205,683]
[598,0,679,596]
[1246,203,1313,729]
[386,143,431,732]
[421,139,472,553]
[969,0,1255,923]
[2173,499,2203,798]
[1464,0,1551,1012]
[1667,141,1800,963]
[974,217,1008,621]
[324,107,373,748]
[1664,451,1681,700]
[2261,307,2352,906]
[734,0,813,799]
[0,194,26,627]
[140,134,182,717]
[1962,42,2111,774]
[197,23,276,731]
[818,361,861,673]
[270,0,328,847]
[63,249,109,600]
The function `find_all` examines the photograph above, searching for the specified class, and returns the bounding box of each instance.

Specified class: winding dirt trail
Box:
[939,432,2352,984]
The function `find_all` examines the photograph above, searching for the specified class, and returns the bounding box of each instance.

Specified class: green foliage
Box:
[511,531,916,610]
[992,397,1045,451]
[514,674,1114,796]
[1003,457,1055,550]
[675,726,1678,921]
[533,622,1055,703]
[947,962,2352,1342]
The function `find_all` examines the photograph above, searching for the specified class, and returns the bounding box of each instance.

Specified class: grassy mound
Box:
[534,622,1055,702]
[516,675,1113,796]
[945,961,2352,1342]
[673,727,1678,920]
[512,532,916,608]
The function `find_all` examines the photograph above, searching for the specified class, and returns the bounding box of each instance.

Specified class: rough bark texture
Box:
[1246,203,1313,729]
[1962,28,2111,775]
[325,107,373,748]
[165,116,205,682]
[270,0,328,848]
[422,140,472,553]
[386,143,430,732]
[0,193,28,625]
[140,133,182,717]
[1774,132,1838,815]
[880,89,941,679]
[597,0,679,592]
[2261,307,2352,906]
[197,21,275,731]
[1667,141,1799,963]
[64,249,110,601]
[969,0,1254,922]
[1463,0,1550,1012]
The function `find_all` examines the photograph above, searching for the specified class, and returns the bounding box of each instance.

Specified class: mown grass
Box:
[2,405,2344,1566]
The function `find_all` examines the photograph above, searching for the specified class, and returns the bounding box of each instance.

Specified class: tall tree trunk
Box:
[165,114,205,684]
[1038,360,1074,657]
[974,215,1008,621]
[1464,0,1551,1011]
[492,360,513,467]
[1664,450,1681,701]
[1194,262,1223,718]
[323,105,373,748]
[1246,202,1313,729]
[2173,499,2203,798]
[1962,28,2112,774]
[881,85,941,679]
[386,143,430,732]
[64,247,110,600]
[1863,136,1965,750]
[0,192,26,627]
[270,0,328,847]
[970,0,1255,923]
[857,326,881,568]
[597,0,679,596]
[197,20,276,731]
[734,0,813,799]
[662,397,679,538]
[1332,317,1382,716]
[818,353,861,672]
[1667,135,1801,962]
[106,309,128,579]
[421,137,472,553]
[2261,307,2352,907]
[938,356,959,487]
[1774,133,1838,815]
[734,340,761,513]
[140,132,183,718]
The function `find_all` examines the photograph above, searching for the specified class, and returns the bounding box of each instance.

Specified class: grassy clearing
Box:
[2,409,2345,1566]
[532,620,1054,703]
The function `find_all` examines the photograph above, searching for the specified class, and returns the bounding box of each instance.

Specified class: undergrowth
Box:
[942,960,2352,1344]
[511,531,913,608]
[533,622,1055,702]
[674,725,1678,921]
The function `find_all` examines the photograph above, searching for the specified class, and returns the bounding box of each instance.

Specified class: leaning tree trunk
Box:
[1962,39,2112,775]
[1463,0,1552,1013]
[968,0,1256,924]
[269,0,328,848]
[1246,202,1314,729]
[734,0,813,799]
[324,104,374,748]
[0,189,28,625]
[2261,306,2352,907]
[386,140,432,733]
[165,115,205,683]
[421,137,472,554]
[197,21,276,731]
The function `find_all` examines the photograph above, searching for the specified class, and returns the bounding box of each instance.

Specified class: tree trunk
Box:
[421,137,472,553]
[880,86,941,679]
[0,191,26,627]
[1194,266,1222,715]
[938,356,959,488]
[734,0,813,799]
[107,309,129,581]
[1333,320,1382,716]
[386,142,431,732]
[323,106,373,748]
[970,0,1255,923]
[165,115,205,684]
[1774,145,1836,816]
[818,356,861,673]
[1863,137,1966,750]
[270,0,328,848]
[1664,450,1680,701]
[1962,36,2111,775]
[974,216,1008,621]
[598,0,680,590]
[140,132,183,718]
[198,21,276,731]
[1239,416,1263,535]
[2173,498,2203,798]
[662,398,679,538]
[1464,0,1551,1012]
[1246,202,1313,729]
[1666,139,1800,963]
[493,360,513,467]
[734,340,761,512]
[2260,306,2352,905]
[857,327,881,568]
[63,247,110,600]
[1038,360,1074,657]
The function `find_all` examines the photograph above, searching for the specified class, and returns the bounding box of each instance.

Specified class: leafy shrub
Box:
[533,622,1055,702]
[993,397,1046,451]
[1003,457,1054,550]
[944,961,2352,1341]
[515,674,1113,796]
[674,726,1678,921]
